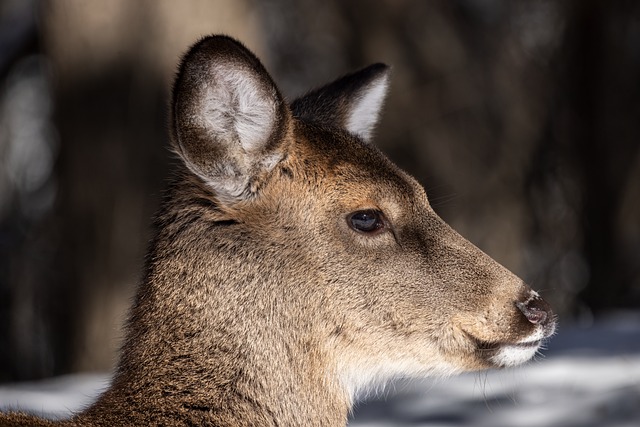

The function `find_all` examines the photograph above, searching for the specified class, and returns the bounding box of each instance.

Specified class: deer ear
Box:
[291,63,390,143]
[171,36,289,204]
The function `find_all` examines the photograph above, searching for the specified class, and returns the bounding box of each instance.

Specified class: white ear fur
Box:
[197,64,278,156]
[345,73,389,142]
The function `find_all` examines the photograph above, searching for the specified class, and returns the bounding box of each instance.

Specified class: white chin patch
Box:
[490,340,541,367]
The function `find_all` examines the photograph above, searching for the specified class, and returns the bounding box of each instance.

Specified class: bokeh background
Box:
[0,0,639,383]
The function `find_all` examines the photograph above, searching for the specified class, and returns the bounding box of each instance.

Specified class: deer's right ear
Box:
[171,36,289,204]
[291,63,390,143]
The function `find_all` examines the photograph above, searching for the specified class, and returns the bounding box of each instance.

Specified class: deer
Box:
[0,35,556,426]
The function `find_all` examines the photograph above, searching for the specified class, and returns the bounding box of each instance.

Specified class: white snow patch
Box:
[0,373,109,420]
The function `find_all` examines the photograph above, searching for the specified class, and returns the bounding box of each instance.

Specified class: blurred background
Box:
[0,0,638,383]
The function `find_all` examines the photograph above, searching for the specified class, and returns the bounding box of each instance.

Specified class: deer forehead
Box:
[268,129,427,217]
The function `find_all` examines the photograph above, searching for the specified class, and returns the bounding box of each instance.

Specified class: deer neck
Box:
[118,316,349,425]
[104,235,352,426]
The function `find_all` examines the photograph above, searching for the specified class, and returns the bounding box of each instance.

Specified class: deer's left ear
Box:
[291,64,390,143]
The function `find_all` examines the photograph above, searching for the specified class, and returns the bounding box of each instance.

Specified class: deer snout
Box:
[481,290,557,368]
[516,292,555,332]
[515,294,556,348]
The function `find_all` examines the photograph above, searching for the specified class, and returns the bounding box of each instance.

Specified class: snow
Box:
[0,373,109,420]
[1,312,639,426]
[350,355,640,427]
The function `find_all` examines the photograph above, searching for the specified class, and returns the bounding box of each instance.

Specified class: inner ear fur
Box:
[291,63,390,143]
[171,36,290,204]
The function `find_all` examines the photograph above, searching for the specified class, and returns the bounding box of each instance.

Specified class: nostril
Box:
[516,297,551,325]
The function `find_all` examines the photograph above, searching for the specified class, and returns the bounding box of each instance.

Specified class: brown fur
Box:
[0,35,555,426]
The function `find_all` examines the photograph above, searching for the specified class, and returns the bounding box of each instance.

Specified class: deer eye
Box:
[347,210,385,234]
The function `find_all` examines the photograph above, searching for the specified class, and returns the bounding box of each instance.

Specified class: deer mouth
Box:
[468,335,544,368]
[489,339,544,367]
[461,296,557,369]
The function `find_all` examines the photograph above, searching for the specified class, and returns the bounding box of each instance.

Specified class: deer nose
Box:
[516,295,552,326]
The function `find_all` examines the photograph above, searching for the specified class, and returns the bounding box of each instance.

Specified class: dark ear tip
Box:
[366,63,391,78]
[369,63,391,71]
[191,35,248,53]
[179,35,257,67]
